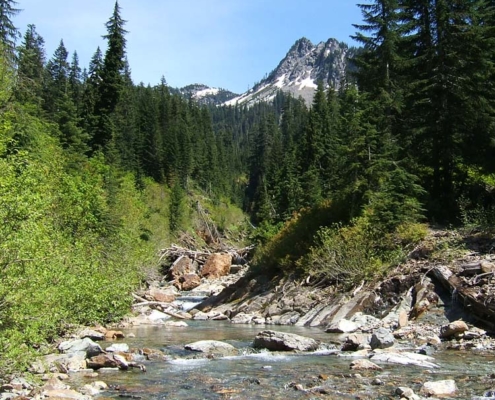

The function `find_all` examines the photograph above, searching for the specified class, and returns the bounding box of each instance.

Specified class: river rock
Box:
[253,330,319,351]
[164,321,188,327]
[370,328,395,349]
[395,387,420,400]
[169,255,194,280]
[58,338,103,358]
[42,389,91,400]
[106,343,129,353]
[420,379,457,397]
[201,253,232,279]
[349,312,381,331]
[184,340,237,356]
[86,354,119,370]
[41,377,69,391]
[104,330,125,339]
[210,312,229,321]
[326,319,359,333]
[440,320,468,338]
[277,311,300,325]
[31,352,87,374]
[231,312,254,324]
[148,309,170,321]
[148,287,176,303]
[175,273,201,291]
[341,333,371,351]
[192,311,209,320]
[370,350,439,368]
[350,359,382,371]
[80,381,108,396]
[78,328,105,341]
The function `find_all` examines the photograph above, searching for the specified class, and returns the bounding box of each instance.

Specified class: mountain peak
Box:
[225,37,354,107]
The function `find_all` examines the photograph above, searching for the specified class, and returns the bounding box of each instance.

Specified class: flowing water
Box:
[68,321,495,400]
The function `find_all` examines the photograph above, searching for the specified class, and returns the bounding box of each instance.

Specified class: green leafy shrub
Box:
[252,200,349,273]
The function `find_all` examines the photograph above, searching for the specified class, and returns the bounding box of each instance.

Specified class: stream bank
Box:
[3,229,495,399]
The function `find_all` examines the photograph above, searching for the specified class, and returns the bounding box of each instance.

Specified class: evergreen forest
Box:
[1,0,495,373]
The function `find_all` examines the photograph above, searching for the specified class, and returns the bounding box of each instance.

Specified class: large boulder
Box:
[370,350,439,368]
[184,340,237,357]
[201,253,232,279]
[253,330,319,352]
[370,328,395,349]
[58,338,103,358]
[175,273,201,291]
[169,256,194,280]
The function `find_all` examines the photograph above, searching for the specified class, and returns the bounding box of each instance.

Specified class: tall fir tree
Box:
[16,24,45,108]
[91,1,128,152]
[0,0,20,61]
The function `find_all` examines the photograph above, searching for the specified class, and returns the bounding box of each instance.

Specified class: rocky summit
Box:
[224,37,354,106]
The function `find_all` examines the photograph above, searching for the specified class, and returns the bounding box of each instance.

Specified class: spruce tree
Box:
[91,1,128,151]
[0,0,20,61]
[16,24,45,108]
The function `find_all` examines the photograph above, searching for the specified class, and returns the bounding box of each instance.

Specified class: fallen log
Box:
[431,265,495,328]
[458,262,482,276]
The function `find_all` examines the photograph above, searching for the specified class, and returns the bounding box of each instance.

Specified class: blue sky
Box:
[14,1,363,94]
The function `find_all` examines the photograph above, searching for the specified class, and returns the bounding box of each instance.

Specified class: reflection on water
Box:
[69,321,495,399]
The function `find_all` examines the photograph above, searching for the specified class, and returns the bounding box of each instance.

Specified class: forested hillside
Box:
[1,0,495,375]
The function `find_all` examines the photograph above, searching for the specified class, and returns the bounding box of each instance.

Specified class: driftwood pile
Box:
[158,244,254,269]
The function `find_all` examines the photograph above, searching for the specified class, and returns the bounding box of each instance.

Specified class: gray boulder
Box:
[58,338,103,358]
[370,328,395,349]
[253,330,319,351]
[231,313,254,324]
[184,340,238,356]
[370,350,439,368]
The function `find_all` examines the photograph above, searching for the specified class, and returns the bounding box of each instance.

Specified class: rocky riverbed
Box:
[3,229,495,399]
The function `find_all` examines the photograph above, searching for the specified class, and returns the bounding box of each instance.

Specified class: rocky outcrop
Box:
[224,37,354,106]
[253,330,319,352]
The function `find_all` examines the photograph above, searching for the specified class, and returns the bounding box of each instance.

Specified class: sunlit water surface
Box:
[68,321,495,399]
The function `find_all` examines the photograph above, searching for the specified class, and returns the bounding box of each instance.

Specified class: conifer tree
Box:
[68,51,82,113]
[81,47,103,143]
[0,0,20,61]
[91,1,128,151]
[16,24,45,108]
